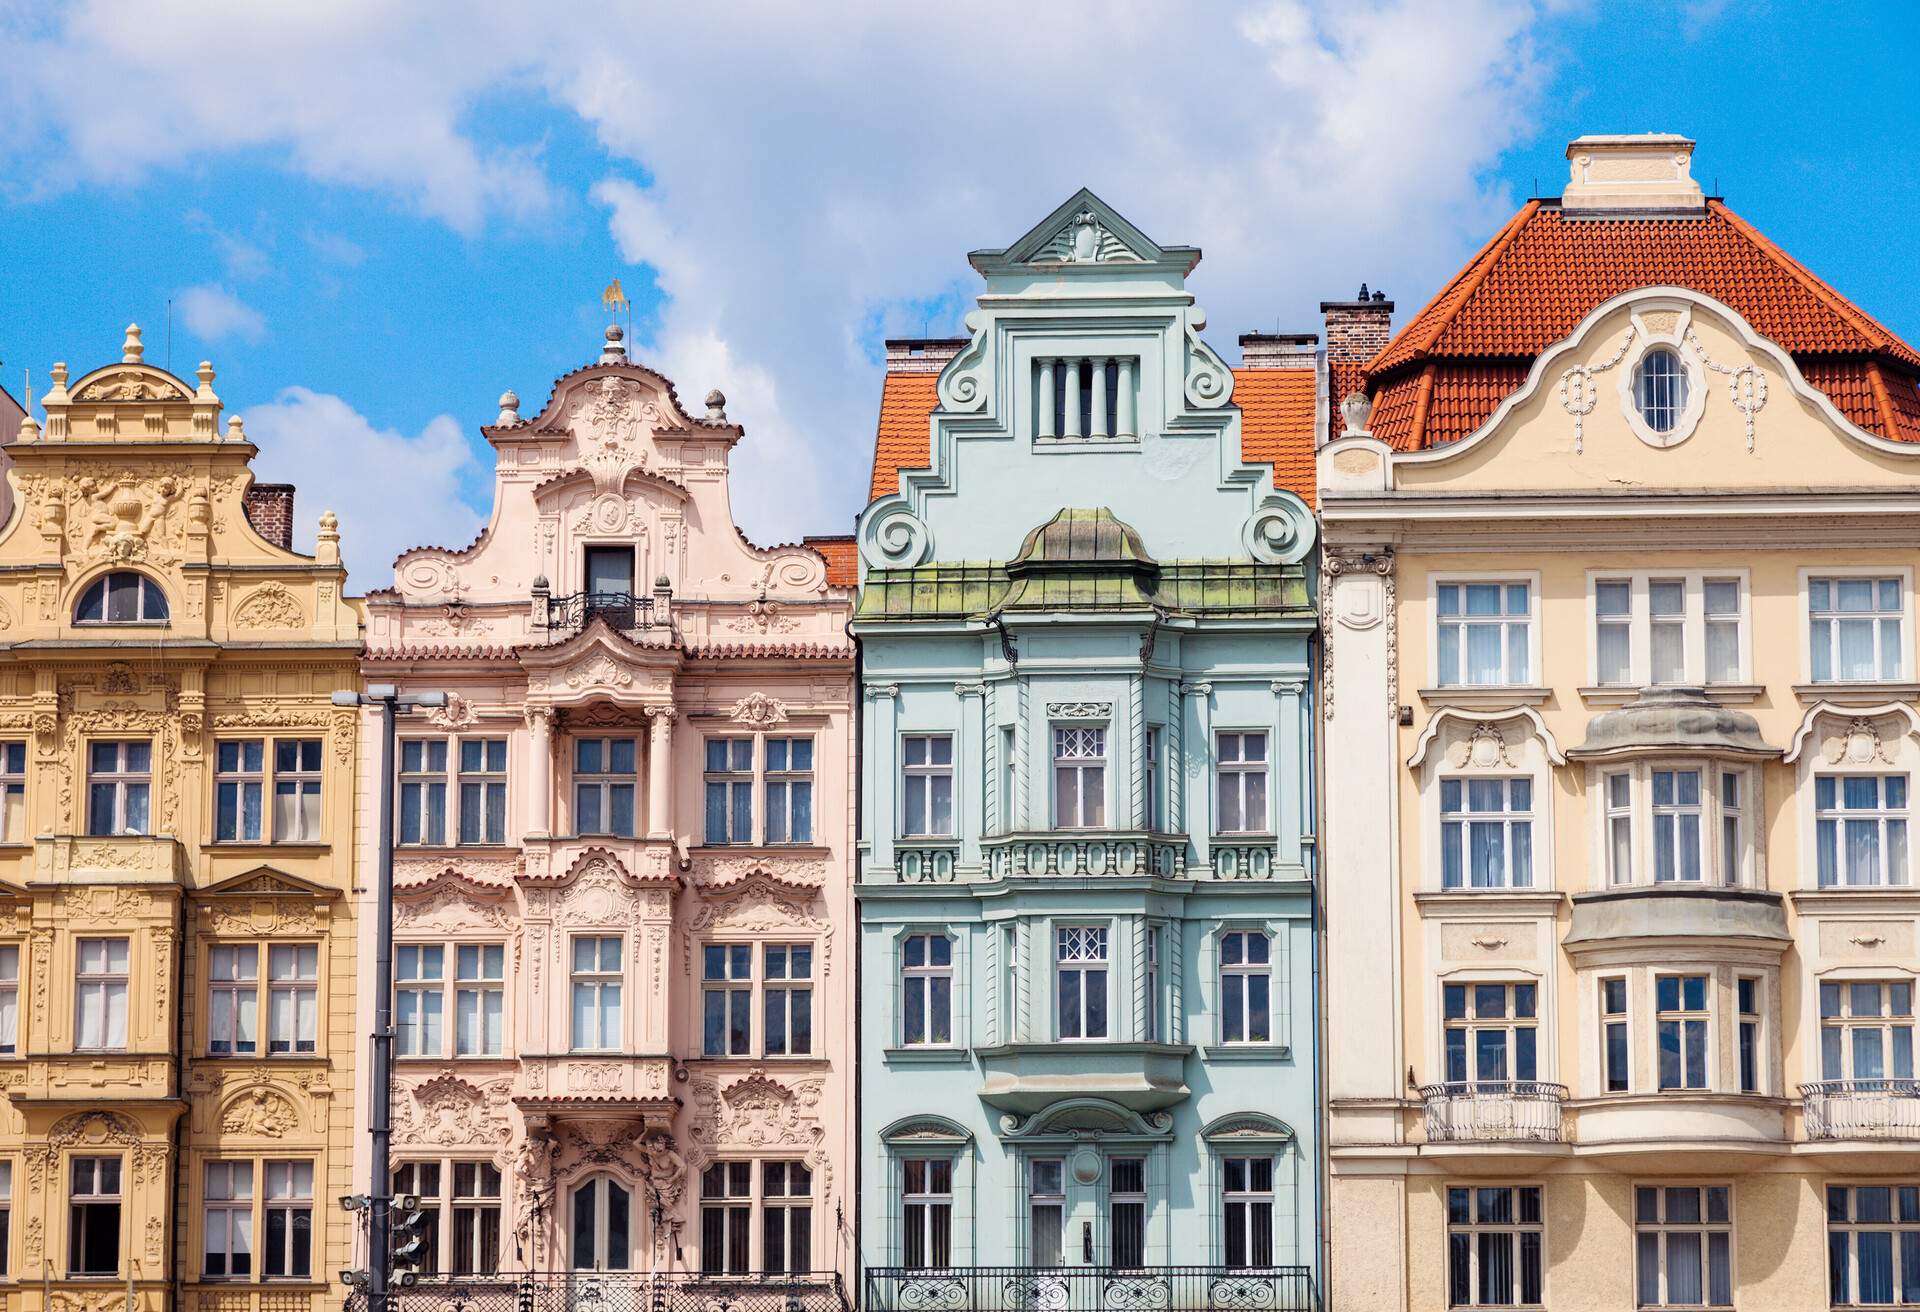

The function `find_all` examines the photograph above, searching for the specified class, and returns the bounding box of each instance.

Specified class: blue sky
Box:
[1,0,1915,584]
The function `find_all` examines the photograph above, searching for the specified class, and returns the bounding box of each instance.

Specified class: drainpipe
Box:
[847,598,863,1311]
[169,887,187,1312]
[1306,630,1327,1309]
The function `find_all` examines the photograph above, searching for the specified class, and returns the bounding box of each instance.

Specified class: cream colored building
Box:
[1320,136,1920,1310]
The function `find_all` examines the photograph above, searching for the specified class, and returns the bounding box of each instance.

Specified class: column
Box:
[525,707,553,837]
[646,706,674,838]
[1272,680,1305,861]
[1116,357,1137,438]
[1037,358,1057,439]
[1061,358,1082,439]
[956,682,985,869]
[1183,681,1213,867]
[1091,358,1109,439]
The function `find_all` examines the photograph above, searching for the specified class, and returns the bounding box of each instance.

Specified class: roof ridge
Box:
[1374,201,1540,375]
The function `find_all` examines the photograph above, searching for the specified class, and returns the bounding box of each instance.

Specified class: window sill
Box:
[1033,437,1141,451]
[207,841,330,851]
[1793,681,1920,704]
[1413,889,1566,914]
[882,1046,971,1066]
[394,1053,513,1063]
[1202,1044,1292,1062]
[1790,886,1920,911]
[1417,686,1552,709]
[686,843,833,856]
[1580,683,1764,706]
[201,1052,326,1062]
[688,1054,828,1066]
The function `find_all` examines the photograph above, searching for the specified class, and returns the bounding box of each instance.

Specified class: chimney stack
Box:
[1238,332,1318,370]
[244,484,295,551]
[1320,286,1394,364]
[884,338,969,375]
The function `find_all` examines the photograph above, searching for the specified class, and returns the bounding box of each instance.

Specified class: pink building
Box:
[351,328,857,1300]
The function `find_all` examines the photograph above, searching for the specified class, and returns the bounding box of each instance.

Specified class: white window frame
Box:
[0,741,24,844]
[399,944,502,1060]
[900,933,953,1048]
[575,735,639,839]
[456,738,509,846]
[703,735,755,845]
[451,943,506,1058]
[1815,772,1911,888]
[1214,731,1270,836]
[1585,571,1750,688]
[1439,776,1535,890]
[1220,1155,1275,1269]
[1592,763,1753,891]
[86,739,151,837]
[1600,975,1631,1094]
[205,942,320,1059]
[1052,724,1108,830]
[900,735,955,839]
[1819,978,1915,1083]
[763,736,815,845]
[1736,975,1762,1095]
[1654,973,1711,1091]
[398,738,450,846]
[1431,574,1538,689]
[1218,929,1272,1045]
[74,936,129,1050]
[395,943,446,1057]
[1441,980,1539,1088]
[1055,924,1110,1041]
[202,1161,254,1280]
[901,1157,953,1270]
[1633,1183,1732,1308]
[69,1155,123,1276]
[260,1159,313,1279]
[446,1160,504,1277]
[1826,1182,1920,1308]
[0,942,18,1056]
[1143,726,1162,833]
[569,935,624,1053]
[1445,1183,1544,1309]
[1805,568,1912,685]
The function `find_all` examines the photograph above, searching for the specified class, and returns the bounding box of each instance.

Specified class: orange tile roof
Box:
[867,373,940,500]
[804,535,859,588]
[1231,368,1318,506]
[1363,199,1920,449]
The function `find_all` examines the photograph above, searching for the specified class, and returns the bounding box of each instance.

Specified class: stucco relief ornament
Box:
[566,654,634,690]
[232,582,305,629]
[221,1086,300,1137]
[729,592,800,634]
[729,692,788,726]
[1558,327,1636,453]
[1827,717,1895,766]
[1685,328,1768,451]
[568,376,658,491]
[423,693,481,728]
[1447,723,1514,769]
[75,472,182,562]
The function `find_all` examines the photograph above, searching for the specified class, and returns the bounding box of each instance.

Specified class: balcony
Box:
[1802,1080,1920,1141]
[865,1266,1316,1312]
[535,590,657,635]
[976,1041,1193,1113]
[983,831,1187,880]
[35,833,184,884]
[353,1272,848,1312]
[1420,1081,1569,1144]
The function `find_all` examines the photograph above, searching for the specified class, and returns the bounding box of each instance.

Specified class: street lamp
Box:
[332,684,447,1306]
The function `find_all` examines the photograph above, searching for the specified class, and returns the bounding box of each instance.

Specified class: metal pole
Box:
[369,694,398,1307]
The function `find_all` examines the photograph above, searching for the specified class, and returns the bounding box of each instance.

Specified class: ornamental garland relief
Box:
[687,1072,831,1202]
[394,1074,513,1147]
[680,881,831,975]
[230,582,306,630]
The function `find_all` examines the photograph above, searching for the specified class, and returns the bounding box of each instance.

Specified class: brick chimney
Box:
[244,483,295,550]
[1238,332,1318,370]
[884,338,969,375]
[1320,285,1394,364]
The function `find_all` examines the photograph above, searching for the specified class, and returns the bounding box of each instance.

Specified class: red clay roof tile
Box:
[1231,368,1318,506]
[867,373,940,501]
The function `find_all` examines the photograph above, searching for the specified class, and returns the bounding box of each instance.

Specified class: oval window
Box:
[75,572,169,624]
[1633,346,1690,435]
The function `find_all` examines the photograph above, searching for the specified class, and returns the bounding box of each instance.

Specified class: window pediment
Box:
[1786,702,1920,766]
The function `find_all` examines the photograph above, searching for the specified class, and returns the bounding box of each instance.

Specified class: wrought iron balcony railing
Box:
[864,1265,1317,1311]
[1420,1081,1570,1143]
[348,1271,848,1312]
[1801,1079,1920,1140]
[537,591,656,634]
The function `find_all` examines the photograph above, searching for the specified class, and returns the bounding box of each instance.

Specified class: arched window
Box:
[1632,347,1690,435]
[569,1175,631,1272]
[75,573,168,625]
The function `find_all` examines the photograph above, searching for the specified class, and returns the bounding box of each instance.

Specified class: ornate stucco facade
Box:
[352,330,855,1299]
[1320,136,1920,1311]
[0,328,361,1312]
[853,193,1322,1312]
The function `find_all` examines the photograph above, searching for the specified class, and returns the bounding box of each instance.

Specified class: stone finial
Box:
[704,389,727,422]
[654,574,672,592]
[122,323,144,363]
[1340,392,1374,438]
[317,510,340,566]
[17,411,38,441]
[196,361,217,398]
[497,389,521,425]
[600,325,627,365]
[225,414,246,442]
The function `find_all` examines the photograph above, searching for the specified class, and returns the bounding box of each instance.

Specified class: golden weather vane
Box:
[602,278,631,346]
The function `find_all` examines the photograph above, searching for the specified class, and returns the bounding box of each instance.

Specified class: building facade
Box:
[1320,135,1920,1310]
[0,327,362,1312]
[351,329,857,1304]
[853,193,1322,1312]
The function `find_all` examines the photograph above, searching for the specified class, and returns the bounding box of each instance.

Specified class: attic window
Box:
[75,572,169,625]
[1035,356,1137,444]
[1633,347,1689,435]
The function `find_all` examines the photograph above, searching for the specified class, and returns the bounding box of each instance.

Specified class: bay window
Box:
[1215,732,1269,834]
[575,737,637,838]
[1655,974,1709,1091]
[87,740,150,836]
[1056,926,1109,1040]
[1053,726,1107,829]
[570,936,624,1052]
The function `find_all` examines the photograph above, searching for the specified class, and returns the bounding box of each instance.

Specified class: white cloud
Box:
[3,0,1562,545]
[177,283,267,344]
[241,388,484,586]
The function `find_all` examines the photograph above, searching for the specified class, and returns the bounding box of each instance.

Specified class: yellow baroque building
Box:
[0,327,361,1312]
[1320,137,1920,1309]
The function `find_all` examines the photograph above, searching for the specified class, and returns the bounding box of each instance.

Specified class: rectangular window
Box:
[1704,579,1742,684]
[1443,982,1538,1087]
[703,944,752,1058]
[1440,778,1533,890]
[1000,727,1018,833]
[1437,581,1531,687]
[0,1161,11,1276]
[1656,974,1710,1091]
[1144,727,1161,832]
[1817,775,1911,887]
[1635,1185,1731,1308]
[1215,731,1269,835]
[1720,771,1745,886]
[1648,579,1687,686]
[762,1161,812,1276]
[1222,1156,1274,1269]
[453,945,505,1057]
[1737,977,1760,1094]
[0,944,17,1055]
[87,740,151,836]
[450,1162,502,1276]
[1143,926,1161,1044]
[70,1157,122,1275]
[570,936,623,1052]
[1219,930,1272,1044]
[0,741,24,843]
[1606,772,1634,885]
[1593,575,1746,686]
[209,944,259,1056]
[457,739,508,845]
[1110,1157,1146,1269]
[399,740,448,845]
[902,934,952,1047]
[268,944,319,1055]
[1828,1183,1920,1308]
[700,1162,752,1276]
[1028,1158,1064,1266]
[764,944,813,1057]
[1821,981,1915,1082]
[764,737,814,844]
[203,1161,253,1278]
[1811,576,1904,682]
[75,937,129,1050]
[396,944,445,1057]
[1596,580,1632,686]
[1446,1185,1544,1308]
[575,737,637,838]
[1602,977,1630,1093]
[1652,769,1703,883]
[391,1163,442,1275]
[703,737,754,844]
[272,739,324,842]
[262,1161,313,1278]
[1053,726,1107,829]
[902,1158,952,1270]
[902,735,954,838]
[1056,926,1109,1040]
[216,740,265,841]
[584,544,634,596]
